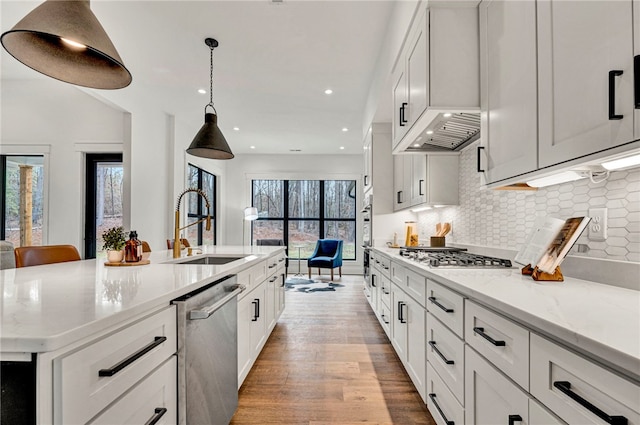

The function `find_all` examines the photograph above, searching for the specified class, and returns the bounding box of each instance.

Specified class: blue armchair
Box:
[307,239,343,280]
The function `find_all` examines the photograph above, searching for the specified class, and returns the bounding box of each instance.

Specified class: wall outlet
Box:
[588,208,607,241]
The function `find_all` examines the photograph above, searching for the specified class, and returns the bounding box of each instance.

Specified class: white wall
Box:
[224,153,363,273]
[1,79,126,250]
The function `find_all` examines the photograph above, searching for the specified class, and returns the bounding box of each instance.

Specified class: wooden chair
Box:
[14,245,81,268]
[166,238,190,250]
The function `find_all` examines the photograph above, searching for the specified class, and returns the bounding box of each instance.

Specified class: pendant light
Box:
[1,0,131,89]
[186,38,234,160]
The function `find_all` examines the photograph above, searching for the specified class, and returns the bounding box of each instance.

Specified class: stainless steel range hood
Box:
[405,112,480,152]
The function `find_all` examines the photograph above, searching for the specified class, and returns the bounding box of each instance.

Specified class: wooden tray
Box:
[104,259,150,267]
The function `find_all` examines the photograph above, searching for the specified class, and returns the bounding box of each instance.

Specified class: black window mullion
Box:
[283,180,289,248]
[0,156,6,241]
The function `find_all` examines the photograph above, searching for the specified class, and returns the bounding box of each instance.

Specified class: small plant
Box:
[102,226,126,251]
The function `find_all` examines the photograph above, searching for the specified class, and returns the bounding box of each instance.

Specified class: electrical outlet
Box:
[589,208,608,241]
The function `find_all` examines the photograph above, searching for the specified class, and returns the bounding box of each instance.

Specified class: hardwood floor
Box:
[231,274,435,425]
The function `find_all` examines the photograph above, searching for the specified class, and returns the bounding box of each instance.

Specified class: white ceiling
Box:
[1,0,395,155]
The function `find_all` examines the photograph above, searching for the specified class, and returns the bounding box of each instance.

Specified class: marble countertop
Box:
[0,245,283,354]
[373,247,640,383]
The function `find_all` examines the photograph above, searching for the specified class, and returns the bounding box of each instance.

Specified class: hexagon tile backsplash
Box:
[416,141,640,263]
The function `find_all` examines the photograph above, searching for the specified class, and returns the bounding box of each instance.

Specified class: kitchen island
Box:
[0,245,286,425]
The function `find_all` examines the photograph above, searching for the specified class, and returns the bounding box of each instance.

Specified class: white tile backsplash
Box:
[416,141,640,263]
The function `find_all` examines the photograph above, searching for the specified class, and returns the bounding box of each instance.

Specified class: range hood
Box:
[404,112,480,152]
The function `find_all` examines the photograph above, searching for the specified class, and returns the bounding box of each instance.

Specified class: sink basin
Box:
[174,255,247,265]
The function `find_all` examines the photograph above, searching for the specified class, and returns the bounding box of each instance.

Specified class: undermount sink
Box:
[175,255,247,265]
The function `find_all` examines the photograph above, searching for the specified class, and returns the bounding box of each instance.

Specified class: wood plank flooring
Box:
[230,275,435,425]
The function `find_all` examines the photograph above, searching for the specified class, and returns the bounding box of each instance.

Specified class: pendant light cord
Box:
[205,41,216,114]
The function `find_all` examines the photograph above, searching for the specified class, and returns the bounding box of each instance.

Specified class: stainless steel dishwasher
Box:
[172,274,244,425]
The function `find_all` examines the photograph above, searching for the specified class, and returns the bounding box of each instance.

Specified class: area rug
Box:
[285,277,344,293]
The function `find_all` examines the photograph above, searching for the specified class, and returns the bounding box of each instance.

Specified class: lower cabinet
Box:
[464,345,528,425]
[237,282,266,387]
[391,282,426,401]
[427,362,464,425]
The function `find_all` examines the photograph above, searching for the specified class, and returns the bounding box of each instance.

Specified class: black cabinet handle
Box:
[381,313,390,324]
[429,340,454,365]
[252,298,260,321]
[428,296,454,313]
[553,381,628,425]
[429,393,454,425]
[400,102,408,126]
[145,407,168,425]
[398,301,406,323]
[609,70,624,120]
[419,179,424,196]
[397,191,404,204]
[371,274,376,287]
[99,336,167,377]
[635,56,640,109]
[473,327,506,346]
[477,146,485,172]
[268,263,277,269]
[508,414,523,425]
[281,273,285,287]
[364,175,369,186]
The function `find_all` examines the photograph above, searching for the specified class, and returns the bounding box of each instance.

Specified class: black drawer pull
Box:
[477,146,485,172]
[473,327,506,346]
[252,299,260,321]
[429,393,454,425]
[398,301,406,323]
[428,341,454,365]
[145,407,168,425]
[381,314,390,325]
[429,296,454,313]
[99,336,167,377]
[553,381,628,425]
[508,414,523,425]
[609,70,624,120]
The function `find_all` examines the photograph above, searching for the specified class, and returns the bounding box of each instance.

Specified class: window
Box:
[187,164,216,246]
[1,155,45,247]
[252,179,356,260]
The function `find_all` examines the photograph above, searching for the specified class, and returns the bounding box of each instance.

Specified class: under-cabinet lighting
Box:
[526,171,586,188]
[601,153,640,171]
[411,206,432,212]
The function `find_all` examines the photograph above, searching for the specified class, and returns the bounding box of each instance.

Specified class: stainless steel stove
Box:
[399,247,513,268]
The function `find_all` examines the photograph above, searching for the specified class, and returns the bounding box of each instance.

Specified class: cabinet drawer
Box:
[464,300,529,389]
[266,255,280,277]
[426,362,464,425]
[57,306,177,425]
[427,312,464,406]
[376,255,391,278]
[390,260,405,287]
[529,398,566,425]
[379,275,391,309]
[90,356,177,425]
[530,334,640,425]
[427,279,464,338]
[405,267,426,307]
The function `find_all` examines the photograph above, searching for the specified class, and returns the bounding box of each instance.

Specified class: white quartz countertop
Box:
[373,247,640,382]
[0,246,283,354]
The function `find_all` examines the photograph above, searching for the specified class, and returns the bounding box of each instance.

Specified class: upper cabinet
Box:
[392,5,480,152]
[537,0,634,167]
[479,0,638,186]
[479,0,538,184]
[363,126,373,194]
[364,123,394,214]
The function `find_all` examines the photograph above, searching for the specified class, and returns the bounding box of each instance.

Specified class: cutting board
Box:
[104,259,150,266]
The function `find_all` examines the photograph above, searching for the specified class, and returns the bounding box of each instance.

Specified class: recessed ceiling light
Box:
[426,130,434,135]
[340,146,345,150]
[325,89,333,95]
[233,127,240,131]
[250,146,255,149]
[443,113,452,118]
[198,89,206,94]
[342,127,348,132]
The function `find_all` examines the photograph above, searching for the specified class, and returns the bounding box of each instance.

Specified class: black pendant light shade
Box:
[187,112,234,159]
[1,0,131,89]
[186,38,234,160]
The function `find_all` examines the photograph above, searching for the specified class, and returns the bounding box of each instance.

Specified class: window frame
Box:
[187,163,217,246]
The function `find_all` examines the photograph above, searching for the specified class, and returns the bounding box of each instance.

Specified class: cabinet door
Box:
[363,126,373,193]
[479,0,538,184]
[537,0,634,168]
[405,295,426,402]
[391,284,408,361]
[410,154,426,206]
[393,155,405,211]
[265,275,278,331]
[407,9,429,126]
[465,345,528,425]
[277,272,286,318]
[392,65,409,147]
[237,294,253,386]
[249,284,267,358]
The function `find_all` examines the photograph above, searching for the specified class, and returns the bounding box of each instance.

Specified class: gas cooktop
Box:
[399,248,513,268]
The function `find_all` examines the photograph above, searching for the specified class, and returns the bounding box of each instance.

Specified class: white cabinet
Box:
[391,282,426,402]
[479,0,538,184]
[55,306,177,425]
[392,5,479,152]
[530,399,566,425]
[465,345,529,425]
[394,153,459,211]
[530,334,640,425]
[427,312,465,405]
[427,362,465,425]
[537,0,634,168]
[427,279,464,338]
[363,126,372,194]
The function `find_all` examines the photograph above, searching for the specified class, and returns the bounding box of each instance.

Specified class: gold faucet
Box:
[174,188,211,258]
